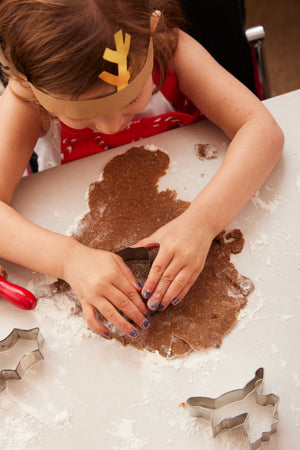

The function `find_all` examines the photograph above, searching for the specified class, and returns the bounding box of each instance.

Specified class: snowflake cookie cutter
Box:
[186,367,279,450]
[0,327,44,393]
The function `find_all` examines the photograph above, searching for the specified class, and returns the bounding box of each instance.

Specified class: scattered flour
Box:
[297,174,300,192]
[249,232,270,255]
[0,389,72,450]
[65,211,89,236]
[53,409,72,428]
[145,143,168,153]
[291,371,300,388]
[110,419,149,450]
[251,191,280,214]
[232,289,265,333]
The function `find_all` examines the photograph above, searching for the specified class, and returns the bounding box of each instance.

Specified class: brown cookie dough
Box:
[66,146,254,357]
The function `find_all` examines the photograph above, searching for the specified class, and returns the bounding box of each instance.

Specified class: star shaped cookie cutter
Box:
[0,327,44,393]
[186,368,279,450]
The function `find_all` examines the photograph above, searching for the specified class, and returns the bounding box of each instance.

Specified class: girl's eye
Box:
[129,93,141,105]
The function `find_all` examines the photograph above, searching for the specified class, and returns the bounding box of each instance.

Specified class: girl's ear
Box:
[150,10,161,33]
[0,46,9,68]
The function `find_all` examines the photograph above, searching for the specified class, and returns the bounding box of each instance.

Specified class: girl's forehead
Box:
[78,83,117,101]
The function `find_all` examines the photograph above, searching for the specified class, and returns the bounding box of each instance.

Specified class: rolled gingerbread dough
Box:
[58,146,254,358]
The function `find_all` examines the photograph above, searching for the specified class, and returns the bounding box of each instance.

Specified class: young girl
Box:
[0,0,283,339]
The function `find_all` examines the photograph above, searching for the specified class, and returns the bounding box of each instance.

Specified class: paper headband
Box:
[29,31,153,119]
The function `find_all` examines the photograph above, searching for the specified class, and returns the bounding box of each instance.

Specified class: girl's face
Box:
[56,75,153,134]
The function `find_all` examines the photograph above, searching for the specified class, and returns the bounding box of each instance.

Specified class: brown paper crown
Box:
[1,31,153,119]
[30,31,153,119]
[98,30,131,92]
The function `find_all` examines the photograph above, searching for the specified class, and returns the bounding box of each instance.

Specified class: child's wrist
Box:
[186,200,225,239]
[59,237,83,282]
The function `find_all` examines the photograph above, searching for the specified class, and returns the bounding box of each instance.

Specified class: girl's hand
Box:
[133,209,215,312]
[62,242,150,338]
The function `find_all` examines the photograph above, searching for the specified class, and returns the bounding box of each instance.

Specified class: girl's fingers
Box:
[141,250,172,305]
[147,263,192,311]
[96,297,142,338]
[82,275,151,338]
[83,298,143,339]
[113,261,150,318]
[108,284,150,328]
[147,263,183,310]
[116,254,142,290]
[82,303,112,337]
[159,269,199,310]
[171,281,197,307]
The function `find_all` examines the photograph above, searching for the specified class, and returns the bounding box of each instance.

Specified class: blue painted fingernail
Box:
[103,331,111,338]
[142,289,151,299]
[130,329,139,338]
[136,281,143,289]
[172,297,180,305]
[149,301,157,310]
[144,311,150,319]
[142,320,150,329]
[158,304,164,311]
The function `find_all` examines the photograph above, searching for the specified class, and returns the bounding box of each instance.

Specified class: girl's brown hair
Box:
[0,0,183,98]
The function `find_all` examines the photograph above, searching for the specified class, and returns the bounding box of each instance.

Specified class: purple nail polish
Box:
[142,289,151,299]
[142,320,150,329]
[136,281,143,289]
[130,329,139,338]
[103,331,110,338]
[144,311,150,319]
[158,304,164,311]
[172,297,180,305]
[149,301,157,310]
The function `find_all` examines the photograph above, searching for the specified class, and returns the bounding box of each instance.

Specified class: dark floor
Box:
[245,0,300,97]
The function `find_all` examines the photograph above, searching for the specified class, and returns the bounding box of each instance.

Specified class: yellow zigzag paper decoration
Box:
[99,30,131,92]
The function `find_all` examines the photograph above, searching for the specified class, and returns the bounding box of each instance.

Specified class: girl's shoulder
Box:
[170,30,206,71]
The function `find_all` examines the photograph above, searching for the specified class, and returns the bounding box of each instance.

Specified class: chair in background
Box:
[179,0,270,99]
[245,25,270,99]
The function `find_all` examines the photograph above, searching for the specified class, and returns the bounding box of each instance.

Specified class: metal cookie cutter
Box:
[116,246,156,313]
[115,246,151,273]
[186,368,279,450]
[0,327,44,393]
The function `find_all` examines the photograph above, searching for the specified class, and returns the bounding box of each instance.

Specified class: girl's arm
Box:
[0,83,149,337]
[0,82,44,203]
[137,31,284,311]
[173,31,284,232]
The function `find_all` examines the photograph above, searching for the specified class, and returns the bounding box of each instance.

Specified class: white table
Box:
[0,90,299,450]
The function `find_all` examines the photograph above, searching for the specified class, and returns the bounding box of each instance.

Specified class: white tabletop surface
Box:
[0,90,299,450]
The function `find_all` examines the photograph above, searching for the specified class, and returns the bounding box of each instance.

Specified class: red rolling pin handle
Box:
[0,266,37,310]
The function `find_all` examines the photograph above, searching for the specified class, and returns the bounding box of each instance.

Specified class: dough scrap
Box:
[61,146,254,358]
[194,143,218,160]
[0,265,7,279]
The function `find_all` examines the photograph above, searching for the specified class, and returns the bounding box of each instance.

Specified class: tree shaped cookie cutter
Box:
[186,368,279,450]
[0,327,44,393]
